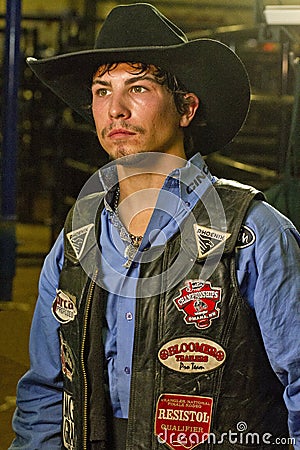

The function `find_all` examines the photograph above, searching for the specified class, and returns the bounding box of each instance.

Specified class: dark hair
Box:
[93,62,206,154]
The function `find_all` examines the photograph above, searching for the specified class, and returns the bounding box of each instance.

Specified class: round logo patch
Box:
[158,337,226,373]
[236,225,256,249]
[52,290,77,324]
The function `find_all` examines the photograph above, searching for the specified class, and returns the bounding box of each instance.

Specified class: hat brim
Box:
[27,39,250,156]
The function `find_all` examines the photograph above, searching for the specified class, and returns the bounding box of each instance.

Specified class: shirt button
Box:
[125,312,133,321]
[124,366,130,375]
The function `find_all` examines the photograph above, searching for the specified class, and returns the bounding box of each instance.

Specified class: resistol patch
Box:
[193,224,231,258]
[174,280,221,329]
[155,393,213,450]
[52,290,77,324]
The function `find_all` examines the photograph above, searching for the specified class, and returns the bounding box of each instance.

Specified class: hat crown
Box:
[95,3,188,50]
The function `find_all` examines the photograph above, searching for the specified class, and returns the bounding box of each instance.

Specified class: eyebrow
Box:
[92,74,160,87]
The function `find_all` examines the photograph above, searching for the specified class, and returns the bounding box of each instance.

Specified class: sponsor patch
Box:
[66,224,94,260]
[158,337,226,373]
[236,225,256,249]
[174,280,221,329]
[52,290,77,324]
[60,334,75,382]
[63,391,76,450]
[155,393,213,450]
[193,224,231,258]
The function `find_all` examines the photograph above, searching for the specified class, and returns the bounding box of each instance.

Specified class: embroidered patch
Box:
[63,391,76,450]
[66,224,94,260]
[158,337,226,373]
[155,393,213,450]
[193,224,231,258]
[52,290,77,324]
[60,334,75,382]
[236,225,256,249]
[174,280,221,329]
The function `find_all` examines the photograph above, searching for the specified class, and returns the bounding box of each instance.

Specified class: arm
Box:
[9,231,64,449]
[236,201,300,448]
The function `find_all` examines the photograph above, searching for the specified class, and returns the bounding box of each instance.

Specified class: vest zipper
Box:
[81,269,98,450]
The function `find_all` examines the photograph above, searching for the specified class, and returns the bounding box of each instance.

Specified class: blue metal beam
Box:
[2,0,21,218]
[0,0,22,301]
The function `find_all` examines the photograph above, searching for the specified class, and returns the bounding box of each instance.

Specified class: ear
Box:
[179,93,199,127]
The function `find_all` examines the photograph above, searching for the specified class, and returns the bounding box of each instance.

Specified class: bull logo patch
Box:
[174,280,221,329]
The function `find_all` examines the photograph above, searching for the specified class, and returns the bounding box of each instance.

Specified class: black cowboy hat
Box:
[27,2,250,155]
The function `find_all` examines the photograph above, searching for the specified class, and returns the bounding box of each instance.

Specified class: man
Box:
[10,3,300,450]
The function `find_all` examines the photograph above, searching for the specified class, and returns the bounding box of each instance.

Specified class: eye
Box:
[93,87,111,97]
[98,88,110,97]
[131,85,147,94]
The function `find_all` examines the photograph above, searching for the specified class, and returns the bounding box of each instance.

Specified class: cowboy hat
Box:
[27,2,250,155]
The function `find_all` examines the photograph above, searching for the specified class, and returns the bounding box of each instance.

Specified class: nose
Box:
[108,92,131,120]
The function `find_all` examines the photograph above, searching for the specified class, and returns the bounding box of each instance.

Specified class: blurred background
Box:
[0,0,299,448]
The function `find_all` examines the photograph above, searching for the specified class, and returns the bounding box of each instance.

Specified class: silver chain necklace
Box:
[110,186,144,268]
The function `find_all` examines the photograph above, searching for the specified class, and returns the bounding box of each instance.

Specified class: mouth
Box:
[108,128,136,139]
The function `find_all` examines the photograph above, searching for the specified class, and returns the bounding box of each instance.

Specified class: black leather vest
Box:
[57,180,289,450]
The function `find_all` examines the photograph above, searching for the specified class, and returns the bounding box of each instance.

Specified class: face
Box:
[91,63,198,160]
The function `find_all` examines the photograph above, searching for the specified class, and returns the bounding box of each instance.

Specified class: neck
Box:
[116,152,186,236]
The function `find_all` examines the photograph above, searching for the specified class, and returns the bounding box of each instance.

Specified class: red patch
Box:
[174,280,221,329]
[155,393,213,450]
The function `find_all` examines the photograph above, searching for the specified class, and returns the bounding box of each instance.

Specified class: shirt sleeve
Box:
[9,231,64,450]
[236,200,300,448]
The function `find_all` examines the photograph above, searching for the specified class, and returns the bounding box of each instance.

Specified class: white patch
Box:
[66,224,94,259]
[63,391,76,449]
[193,225,231,258]
[158,336,226,373]
[52,290,77,324]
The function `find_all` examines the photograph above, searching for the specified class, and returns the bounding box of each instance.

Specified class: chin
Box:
[113,151,155,167]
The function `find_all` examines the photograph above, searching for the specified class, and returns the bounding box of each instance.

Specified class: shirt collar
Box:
[167,152,214,199]
[99,152,212,189]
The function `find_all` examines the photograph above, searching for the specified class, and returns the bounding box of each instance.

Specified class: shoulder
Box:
[244,199,300,252]
[37,230,64,300]
[64,192,106,233]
